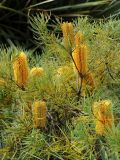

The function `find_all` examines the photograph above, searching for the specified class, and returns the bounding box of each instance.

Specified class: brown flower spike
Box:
[33,101,47,128]
[13,52,29,89]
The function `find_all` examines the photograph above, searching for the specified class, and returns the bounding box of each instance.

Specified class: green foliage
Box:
[0,14,120,159]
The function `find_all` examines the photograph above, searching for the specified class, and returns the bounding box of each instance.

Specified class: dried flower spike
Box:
[61,22,74,50]
[93,100,114,135]
[30,67,44,77]
[72,45,88,76]
[33,101,47,128]
[13,52,29,89]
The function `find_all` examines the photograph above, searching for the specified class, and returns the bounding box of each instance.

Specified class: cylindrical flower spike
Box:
[93,100,114,135]
[72,45,88,76]
[33,101,47,128]
[30,67,44,77]
[75,32,84,47]
[13,52,29,89]
[61,22,74,50]
[68,22,74,47]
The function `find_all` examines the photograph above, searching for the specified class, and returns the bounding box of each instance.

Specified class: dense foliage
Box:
[0,14,120,160]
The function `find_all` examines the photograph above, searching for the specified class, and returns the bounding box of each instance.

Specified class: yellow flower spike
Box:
[61,22,74,49]
[33,101,47,128]
[75,32,84,47]
[93,100,114,135]
[95,120,105,136]
[72,45,88,76]
[13,52,29,89]
[30,67,44,77]
[68,22,74,47]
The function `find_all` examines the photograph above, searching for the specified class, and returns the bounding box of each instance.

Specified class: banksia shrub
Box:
[72,45,88,76]
[13,52,29,89]
[93,100,114,135]
[30,67,44,77]
[61,22,74,50]
[33,101,47,128]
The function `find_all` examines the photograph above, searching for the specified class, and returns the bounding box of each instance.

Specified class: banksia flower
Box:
[72,45,88,76]
[75,32,84,47]
[30,67,44,77]
[33,101,47,128]
[13,52,29,89]
[93,100,114,135]
[61,22,74,49]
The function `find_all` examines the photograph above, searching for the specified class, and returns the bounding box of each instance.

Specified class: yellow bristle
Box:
[33,101,47,128]
[75,32,84,47]
[93,100,114,135]
[68,22,74,47]
[95,120,105,135]
[13,52,29,89]
[80,45,88,75]
[30,67,44,77]
[72,45,88,76]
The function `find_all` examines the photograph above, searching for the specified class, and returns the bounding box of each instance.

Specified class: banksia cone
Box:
[13,52,29,89]
[75,32,84,47]
[30,67,44,77]
[61,22,74,49]
[33,101,47,128]
[93,100,114,135]
[72,45,88,76]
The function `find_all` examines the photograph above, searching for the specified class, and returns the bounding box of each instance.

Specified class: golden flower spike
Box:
[72,45,88,76]
[13,52,29,90]
[33,101,47,128]
[93,100,114,135]
[30,67,44,77]
[61,22,74,50]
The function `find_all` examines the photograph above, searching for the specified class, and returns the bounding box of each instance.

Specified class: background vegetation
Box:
[0,0,120,50]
